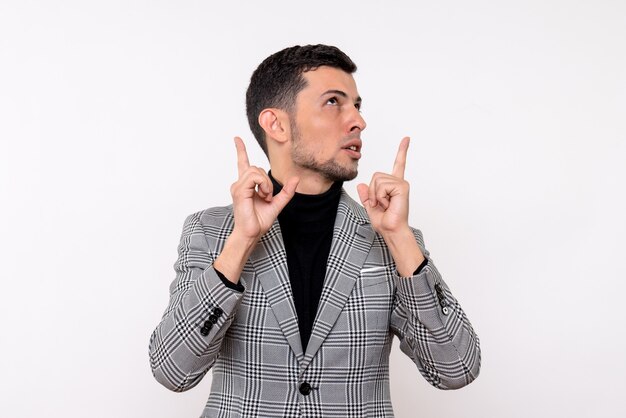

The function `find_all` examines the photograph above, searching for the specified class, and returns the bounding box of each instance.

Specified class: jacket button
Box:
[208,314,218,324]
[442,306,450,315]
[213,308,223,317]
[200,322,213,336]
[299,382,312,396]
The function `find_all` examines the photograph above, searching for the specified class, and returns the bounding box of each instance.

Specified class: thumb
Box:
[356,183,370,207]
[271,177,300,212]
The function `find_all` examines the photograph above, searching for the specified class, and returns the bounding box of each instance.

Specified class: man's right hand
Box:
[213,137,299,284]
[231,136,299,241]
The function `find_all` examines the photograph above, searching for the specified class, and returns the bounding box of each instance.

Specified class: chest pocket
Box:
[357,265,393,288]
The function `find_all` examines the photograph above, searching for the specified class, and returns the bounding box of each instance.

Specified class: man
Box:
[149,44,480,417]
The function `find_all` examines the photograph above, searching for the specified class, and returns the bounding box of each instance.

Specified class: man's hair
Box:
[245,44,357,156]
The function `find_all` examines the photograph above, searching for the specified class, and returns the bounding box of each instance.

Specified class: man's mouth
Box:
[342,140,362,159]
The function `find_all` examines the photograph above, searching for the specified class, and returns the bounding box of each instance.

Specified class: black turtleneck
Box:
[270,172,343,351]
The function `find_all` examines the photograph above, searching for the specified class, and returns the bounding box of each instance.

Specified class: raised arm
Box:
[357,137,481,389]
[149,137,299,392]
[213,136,299,282]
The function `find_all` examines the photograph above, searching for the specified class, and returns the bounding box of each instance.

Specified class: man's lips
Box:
[342,139,362,154]
[342,139,362,159]
[343,148,362,159]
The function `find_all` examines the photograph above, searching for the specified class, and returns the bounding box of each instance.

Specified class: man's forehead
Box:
[302,66,359,96]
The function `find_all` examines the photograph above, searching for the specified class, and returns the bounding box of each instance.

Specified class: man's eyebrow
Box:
[321,89,362,104]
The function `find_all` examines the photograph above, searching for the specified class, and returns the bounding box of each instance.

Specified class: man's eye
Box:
[326,97,338,105]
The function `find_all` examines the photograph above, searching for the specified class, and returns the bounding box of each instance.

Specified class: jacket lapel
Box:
[249,220,305,362]
[301,191,374,371]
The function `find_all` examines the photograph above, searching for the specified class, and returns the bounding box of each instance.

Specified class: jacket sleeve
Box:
[389,228,481,389]
[149,210,244,392]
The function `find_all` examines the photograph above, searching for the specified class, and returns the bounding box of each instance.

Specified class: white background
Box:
[1,1,625,417]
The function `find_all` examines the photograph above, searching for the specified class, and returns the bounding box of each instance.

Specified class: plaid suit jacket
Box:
[149,190,480,417]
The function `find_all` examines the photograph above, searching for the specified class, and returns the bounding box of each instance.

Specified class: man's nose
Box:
[349,108,367,133]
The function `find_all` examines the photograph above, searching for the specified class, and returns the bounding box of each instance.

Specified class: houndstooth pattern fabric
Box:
[149,191,481,417]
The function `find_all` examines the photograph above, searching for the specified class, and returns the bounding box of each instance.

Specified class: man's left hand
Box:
[357,137,411,236]
[357,137,425,276]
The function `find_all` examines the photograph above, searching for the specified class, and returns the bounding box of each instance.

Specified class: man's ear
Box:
[258,108,290,144]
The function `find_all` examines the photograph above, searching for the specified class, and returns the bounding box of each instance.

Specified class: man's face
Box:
[289,66,366,182]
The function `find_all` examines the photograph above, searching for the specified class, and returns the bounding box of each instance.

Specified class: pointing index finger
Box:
[234,136,250,177]
[391,137,410,179]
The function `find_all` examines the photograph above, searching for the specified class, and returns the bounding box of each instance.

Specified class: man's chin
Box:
[323,167,358,182]
[294,157,358,183]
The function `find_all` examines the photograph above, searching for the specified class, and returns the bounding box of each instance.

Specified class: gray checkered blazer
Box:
[149,190,480,417]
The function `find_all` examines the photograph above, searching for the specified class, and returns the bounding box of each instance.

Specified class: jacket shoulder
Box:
[181,205,234,243]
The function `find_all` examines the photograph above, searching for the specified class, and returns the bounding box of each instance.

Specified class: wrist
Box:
[229,228,261,250]
[382,227,425,277]
[380,226,414,248]
[213,231,258,284]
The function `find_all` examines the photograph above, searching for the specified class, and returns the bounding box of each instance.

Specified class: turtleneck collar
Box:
[269,171,343,224]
